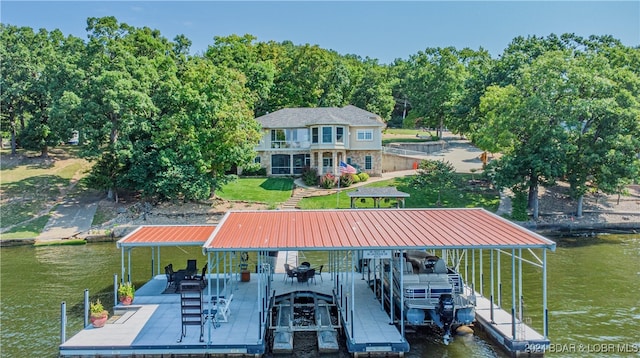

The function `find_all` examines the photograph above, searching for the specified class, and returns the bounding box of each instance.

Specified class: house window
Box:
[271,154,290,175]
[271,129,286,148]
[365,155,372,170]
[336,127,344,144]
[293,154,310,174]
[357,130,373,141]
[254,157,261,164]
[322,157,333,168]
[312,128,319,143]
[346,157,352,165]
[322,127,332,143]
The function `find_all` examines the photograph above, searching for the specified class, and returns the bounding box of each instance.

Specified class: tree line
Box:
[1,18,638,217]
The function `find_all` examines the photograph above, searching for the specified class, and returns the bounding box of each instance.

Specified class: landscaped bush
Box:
[319,173,337,189]
[358,172,369,182]
[242,167,267,176]
[351,173,361,184]
[301,167,318,186]
[339,173,354,187]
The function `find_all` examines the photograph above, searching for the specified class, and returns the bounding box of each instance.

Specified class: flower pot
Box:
[90,313,108,328]
[119,296,133,305]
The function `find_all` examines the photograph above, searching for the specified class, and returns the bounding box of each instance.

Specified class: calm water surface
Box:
[1,234,638,357]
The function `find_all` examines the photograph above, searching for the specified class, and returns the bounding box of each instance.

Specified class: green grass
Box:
[217,177,294,205]
[33,239,87,246]
[298,174,500,211]
[0,148,92,230]
[0,215,51,239]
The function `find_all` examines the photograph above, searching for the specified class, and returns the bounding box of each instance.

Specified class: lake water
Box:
[1,233,638,357]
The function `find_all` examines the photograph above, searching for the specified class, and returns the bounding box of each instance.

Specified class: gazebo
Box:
[347,186,410,208]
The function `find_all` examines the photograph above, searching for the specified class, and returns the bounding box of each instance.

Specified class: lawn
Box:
[298,174,500,211]
[0,148,93,230]
[216,177,294,205]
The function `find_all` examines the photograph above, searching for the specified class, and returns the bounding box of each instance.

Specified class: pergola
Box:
[346,186,410,208]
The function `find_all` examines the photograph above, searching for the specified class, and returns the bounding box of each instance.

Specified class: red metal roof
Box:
[117,225,216,248]
[203,209,555,251]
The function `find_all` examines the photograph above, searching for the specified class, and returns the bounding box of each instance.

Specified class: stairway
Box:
[280,187,310,209]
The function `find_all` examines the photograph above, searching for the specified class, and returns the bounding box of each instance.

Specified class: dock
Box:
[60,271,408,357]
[473,291,550,354]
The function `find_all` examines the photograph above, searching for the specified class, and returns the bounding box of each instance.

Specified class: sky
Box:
[2,1,639,64]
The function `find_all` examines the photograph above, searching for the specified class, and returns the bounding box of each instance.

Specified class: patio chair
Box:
[283,264,291,282]
[285,265,297,285]
[186,259,197,276]
[165,265,175,288]
[314,264,324,282]
[306,268,316,285]
[300,261,310,267]
[195,263,208,288]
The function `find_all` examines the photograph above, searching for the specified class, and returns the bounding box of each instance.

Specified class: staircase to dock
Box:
[280,187,311,210]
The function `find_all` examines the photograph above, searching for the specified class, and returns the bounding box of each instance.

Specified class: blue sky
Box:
[2,1,639,64]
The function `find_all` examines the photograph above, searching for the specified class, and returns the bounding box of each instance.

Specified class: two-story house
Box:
[253,105,385,177]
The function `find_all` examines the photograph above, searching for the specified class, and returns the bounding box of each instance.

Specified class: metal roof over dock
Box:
[203,208,556,252]
[117,225,216,247]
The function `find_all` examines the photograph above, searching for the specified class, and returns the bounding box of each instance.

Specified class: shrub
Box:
[351,173,361,184]
[302,166,318,186]
[242,167,267,176]
[340,173,354,187]
[319,173,336,189]
[358,172,369,182]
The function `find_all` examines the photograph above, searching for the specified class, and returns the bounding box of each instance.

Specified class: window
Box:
[357,130,373,141]
[365,155,372,170]
[322,127,332,143]
[293,154,310,174]
[322,157,333,168]
[312,128,319,143]
[336,127,344,144]
[254,157,261,164]
[271,154,290,174]
[346,157,352,165]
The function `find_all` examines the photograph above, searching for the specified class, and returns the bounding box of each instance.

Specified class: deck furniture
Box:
[164,265,175,288]
[211,294,233,323]
[315,265,324,282]
[194,263,208,288]
[295,266,310,283]
[306,268,316,285]
[185,259,198,277]
[285,265,297,284]
[178,281,203,342]
[300,261,310,267]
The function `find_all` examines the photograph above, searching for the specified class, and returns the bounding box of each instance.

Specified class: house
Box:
[253,105,385,177]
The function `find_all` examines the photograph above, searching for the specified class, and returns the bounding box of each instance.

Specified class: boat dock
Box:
[61,210,556,357]
[473,291,550,355]
[60,270,409,357]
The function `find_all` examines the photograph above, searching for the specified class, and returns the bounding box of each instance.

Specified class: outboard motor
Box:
[438,294,455,344]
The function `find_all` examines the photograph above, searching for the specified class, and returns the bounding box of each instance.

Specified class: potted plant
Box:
[90,299,109,328]
[118,282,135,305]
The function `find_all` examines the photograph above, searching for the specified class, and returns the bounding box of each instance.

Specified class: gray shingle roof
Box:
[256,105,385,128]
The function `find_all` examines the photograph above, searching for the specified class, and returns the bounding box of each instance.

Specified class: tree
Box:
[562,51,640,216]
[479,52,571,219]
[411,159,457,206]
[405,47,468,137]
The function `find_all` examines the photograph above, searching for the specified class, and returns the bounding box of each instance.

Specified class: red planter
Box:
[90,313,108,328]
[119,296,133,305]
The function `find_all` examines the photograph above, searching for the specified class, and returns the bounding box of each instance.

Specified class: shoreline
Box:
[2,211,638,247]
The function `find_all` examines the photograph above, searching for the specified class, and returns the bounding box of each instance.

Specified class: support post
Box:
[511,249,516,339]
[83,289,89,327]
[60,302,66,344]
[114,274,118,306]
[490,249,495,323]
[543,249,548,338]
[497,250,502,308]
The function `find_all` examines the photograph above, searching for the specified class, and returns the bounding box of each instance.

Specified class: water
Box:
[1,234,638,358]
